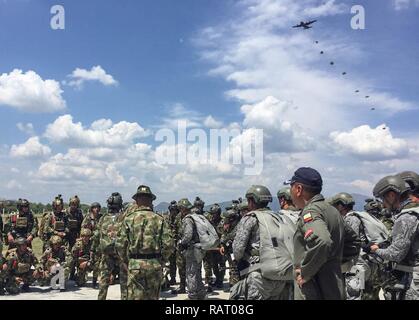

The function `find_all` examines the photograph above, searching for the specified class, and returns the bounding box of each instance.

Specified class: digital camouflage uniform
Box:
[92,210,127,300]
[118,186,173,300]
[374,201,419,300]
[3,241,38,294]
[71,230,93,287]
[294,194,346,300]
[180,212,207,300]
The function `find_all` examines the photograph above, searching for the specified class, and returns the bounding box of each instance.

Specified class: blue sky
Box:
[0,0,418,205]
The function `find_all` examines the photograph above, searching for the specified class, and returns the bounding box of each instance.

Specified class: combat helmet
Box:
[277,187,292,201]
[373,175,410,199]
[168,200,179,212]
[52,195,64,209]
[222,208,240,222]
[107,192,123,210]
[80,228,92,237]
[194,197,205,209]
[132,185,156,201]
[398,171,419,194]
[50,235,62,246]
[69,195,80,208]
[329,192,355,207]
[210,203,221,216]
[15,237,27,246]
[17,198,30,210]
[238,199,249,211]
[178,198,193,210]
[245,185,273,205]
[364,198,382,213]
[90,202,101,210]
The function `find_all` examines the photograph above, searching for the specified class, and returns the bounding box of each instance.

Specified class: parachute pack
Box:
[186,213,219,250]
[346,211,390,244]
[251,210,296,281]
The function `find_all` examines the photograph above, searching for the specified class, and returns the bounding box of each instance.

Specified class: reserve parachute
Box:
[346,211,389,244]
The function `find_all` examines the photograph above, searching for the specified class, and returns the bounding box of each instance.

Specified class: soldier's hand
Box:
[219,246,225,255]
[7,235,14,244]
[79,261,88,270]
[27,235,33,243]
[2,264,8,271]
[370,244,379,253]
[58,232,66,238]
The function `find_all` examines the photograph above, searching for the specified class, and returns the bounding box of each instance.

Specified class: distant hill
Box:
[352,193,371,212]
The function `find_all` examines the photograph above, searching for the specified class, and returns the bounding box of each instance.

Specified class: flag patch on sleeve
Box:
[303,213,313,223]
[304,229,314,239]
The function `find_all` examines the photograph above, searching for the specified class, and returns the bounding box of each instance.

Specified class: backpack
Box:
[253,210,296,281]
[278,209,299,225]
[347,211,390,244]
[186,213,219,250]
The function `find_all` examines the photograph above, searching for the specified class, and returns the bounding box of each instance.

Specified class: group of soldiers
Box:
[0,167,418,300]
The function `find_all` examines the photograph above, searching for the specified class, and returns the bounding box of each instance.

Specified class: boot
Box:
[171,285,186,294]
[92,277,98,289]
[169,278,176,286]
[21,284,30,292]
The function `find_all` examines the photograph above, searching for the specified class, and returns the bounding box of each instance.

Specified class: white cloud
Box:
[0,69,66,112]
[203,115,223,128]
[16,122,35,136]
[10,137,51,158]
[44,114,148,148]
[393,0,419,10]
[66,65,118,88]
[105,164,125,187]
[330,124,410,160]
[241,96,315,152]
[348,179,374,193]
[6,180,23,190]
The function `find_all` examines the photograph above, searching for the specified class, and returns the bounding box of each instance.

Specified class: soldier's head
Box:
[50,235,63,250]
[69,195,80,211]
[90,202,101,215]
[364,198,383,216]
[193,197,205,212]
[177,198,193,216]
[237,200,249,216]
[373,175,410,213]
[80,228,92,244]
[222,209,241,231]
[15,237,27,253]
[245,185,272,210]
[398,171,419,203]
[168,200,179,216]
[329,192,355,216]
[107,192,123,213]
[287,167,323,210]
[17,198,30,213]
[209,204,222,222]
[52,195,64,213]
[132,185,156,208]
[277,187,294,210]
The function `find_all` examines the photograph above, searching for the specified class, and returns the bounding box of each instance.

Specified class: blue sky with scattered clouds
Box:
[0,0,418,205]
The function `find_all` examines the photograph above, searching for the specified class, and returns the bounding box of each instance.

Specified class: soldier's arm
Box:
[375,215,416,263]
[299,210,333,282]
[345,215,362,240]
[232,215,257,261]
[180,218,194,246]
[160,219,174,263]
[115,219,129,262]
[30,214,39,238]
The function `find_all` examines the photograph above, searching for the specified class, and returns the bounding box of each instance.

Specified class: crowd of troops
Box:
[0,167,418,300]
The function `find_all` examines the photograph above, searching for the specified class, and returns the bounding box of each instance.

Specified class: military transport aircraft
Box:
[292,20,317,29]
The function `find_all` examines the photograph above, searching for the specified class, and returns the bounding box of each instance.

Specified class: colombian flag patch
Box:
[304,229,314,239]
[303,213,313,223]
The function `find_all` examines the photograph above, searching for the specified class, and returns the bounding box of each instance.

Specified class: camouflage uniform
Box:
[166,201,179,284]
[375,201,419,300]
[92,210,127,300]
[71,230,93,287]
[220,209,241,286]
[41,210,69,250]
[66,207,84,248]
[118,185,173,300]
[3,240,38,294]
[203,208,224,288]
[174,213,186,292]
[82,204,103,285]
[6,209,38,249]
[37,239,73,286]
[180,214,207,300]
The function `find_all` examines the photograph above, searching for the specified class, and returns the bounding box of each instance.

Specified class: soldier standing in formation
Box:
[6,199,38,249]
[118,185,173,300]
[41,195,69,250]
[167,200,179,285]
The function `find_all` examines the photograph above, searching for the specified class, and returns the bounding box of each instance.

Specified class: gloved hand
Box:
[361,242,374,254]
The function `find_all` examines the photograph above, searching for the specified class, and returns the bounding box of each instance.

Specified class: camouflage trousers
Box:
[242,271,289,300]
[176,250,186,288]
[168,252,177,281]
[225,255,240,286]
[185,249,206,300]
[127,259,163,300]
[98,254,127,300]
[203,251,225,284]
[4,272,34,294]
[405,270,419,300]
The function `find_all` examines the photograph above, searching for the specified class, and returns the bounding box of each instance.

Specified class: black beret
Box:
[288,167,323,189]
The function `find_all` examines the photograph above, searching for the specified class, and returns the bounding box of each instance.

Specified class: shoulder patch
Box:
[303,212,313,223]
